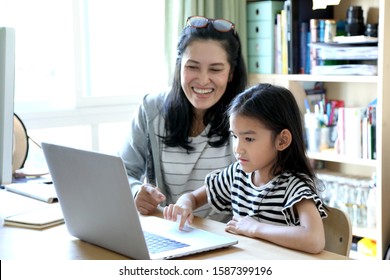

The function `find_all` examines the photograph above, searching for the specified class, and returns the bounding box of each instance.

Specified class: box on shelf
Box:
[247,1,284,74]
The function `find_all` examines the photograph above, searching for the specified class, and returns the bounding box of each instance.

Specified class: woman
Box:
[119,16,247,220]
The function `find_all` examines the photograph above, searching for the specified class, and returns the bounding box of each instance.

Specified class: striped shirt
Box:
[206,162,327,225]
[160,124,234,219]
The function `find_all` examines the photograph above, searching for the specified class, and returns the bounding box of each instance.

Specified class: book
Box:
[311,64,378,75]
[5,182,58,203]
[4,204,64,229]
[305,31,311,74]
[285,0,334,74]
[368,105,377,160]
[310,43,378,60]
[336,107,345,155]
[300,21,308,74]
[361,105,376,160]
[280,8,288,74]
[333,35,378,44]
[275,12,282,74]
[362,114,369,159]
[343,107,365,159]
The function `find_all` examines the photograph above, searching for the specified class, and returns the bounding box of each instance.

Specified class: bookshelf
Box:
[247,0,390,259]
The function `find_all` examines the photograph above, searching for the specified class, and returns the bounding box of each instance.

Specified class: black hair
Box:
[228,83,320,192]
[161,18,247,152]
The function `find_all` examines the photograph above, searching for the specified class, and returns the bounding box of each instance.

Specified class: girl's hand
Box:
[225,215,259,238]
[163,186,207,231]
[163,203,194,230]
[225,200,325,254]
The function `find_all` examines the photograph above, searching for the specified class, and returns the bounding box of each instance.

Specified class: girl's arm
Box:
[163,185,208,230]
[225,199,325,254]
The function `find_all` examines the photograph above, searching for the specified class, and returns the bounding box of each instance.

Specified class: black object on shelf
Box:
[345,6,365,36]
[284,0,334,74]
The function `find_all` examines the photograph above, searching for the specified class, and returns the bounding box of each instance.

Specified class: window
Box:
[0,0,76,112]
[0,0,167,113]
[0,0,166,155]
[75,0,167,106]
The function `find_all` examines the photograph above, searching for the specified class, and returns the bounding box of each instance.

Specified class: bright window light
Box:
[78,0,166,99]
[0,0,166,113]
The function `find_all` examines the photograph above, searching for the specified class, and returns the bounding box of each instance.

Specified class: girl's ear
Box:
[276,129,292,151]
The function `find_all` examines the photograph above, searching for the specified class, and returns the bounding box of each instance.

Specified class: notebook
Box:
[4,204,64,229]
[41,142,238,260]
[5,182,57,203]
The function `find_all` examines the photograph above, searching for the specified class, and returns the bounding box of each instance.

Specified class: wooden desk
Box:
[0,189,349,260]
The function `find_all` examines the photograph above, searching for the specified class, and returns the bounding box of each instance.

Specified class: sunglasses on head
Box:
[186,16,236,34]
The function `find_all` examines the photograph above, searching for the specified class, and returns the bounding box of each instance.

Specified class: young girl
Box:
[164,83,327,254]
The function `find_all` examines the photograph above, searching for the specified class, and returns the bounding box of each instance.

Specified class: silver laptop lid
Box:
[41,142,238,260]
[42,142,151,259]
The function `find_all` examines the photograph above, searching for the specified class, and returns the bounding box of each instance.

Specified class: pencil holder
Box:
[306,125,337,153]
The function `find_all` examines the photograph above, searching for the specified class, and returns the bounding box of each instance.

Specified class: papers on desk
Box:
[3,204,64,229]
[5,182,58,203]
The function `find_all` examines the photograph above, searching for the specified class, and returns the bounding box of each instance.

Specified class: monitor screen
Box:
[0,27,15,186]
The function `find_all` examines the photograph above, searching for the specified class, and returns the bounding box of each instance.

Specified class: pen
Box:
[329,101,336,125]
[326,102,331,124]
[304,98,310,113]
[314,104,320,115]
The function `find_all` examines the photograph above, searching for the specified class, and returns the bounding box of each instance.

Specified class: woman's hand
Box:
[134,184,166,215]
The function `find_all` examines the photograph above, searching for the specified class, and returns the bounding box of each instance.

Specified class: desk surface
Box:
[0,189,349,260]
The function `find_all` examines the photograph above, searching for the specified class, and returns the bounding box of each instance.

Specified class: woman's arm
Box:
[225,199,325,254]
[119,103,149,192]
[119,93,166,214]
[164,185,208,230]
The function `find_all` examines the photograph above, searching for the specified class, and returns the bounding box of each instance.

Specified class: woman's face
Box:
[180,40,231,118]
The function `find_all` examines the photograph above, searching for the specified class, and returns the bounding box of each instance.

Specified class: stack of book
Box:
[336,102,376,159]
[273,0,334,74]
[309,34,378,75]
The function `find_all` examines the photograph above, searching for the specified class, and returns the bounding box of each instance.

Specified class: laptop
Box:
[41,142,238,260]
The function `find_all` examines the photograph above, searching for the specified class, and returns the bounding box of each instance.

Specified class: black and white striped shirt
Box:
[206,162,327,225]
[160,124,234,219]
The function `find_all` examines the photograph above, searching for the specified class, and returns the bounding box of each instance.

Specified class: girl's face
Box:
[181,40,231,118]
[229,113,279,180]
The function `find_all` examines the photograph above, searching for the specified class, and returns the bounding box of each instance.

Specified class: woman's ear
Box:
[276,129,292,151]
[228,70,234,82]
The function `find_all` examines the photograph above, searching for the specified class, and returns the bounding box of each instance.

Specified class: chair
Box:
[323,206,353,256]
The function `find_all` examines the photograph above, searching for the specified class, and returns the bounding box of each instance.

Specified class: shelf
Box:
[249,73,379,84]
[353,227,377,240]
[349,249,376,260]
[308,149,377,167]
[248,0,390,259]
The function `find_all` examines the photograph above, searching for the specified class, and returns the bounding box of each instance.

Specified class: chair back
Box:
[323,206,352,256]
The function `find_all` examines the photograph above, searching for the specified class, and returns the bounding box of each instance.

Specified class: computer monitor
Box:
[0,27,15,186]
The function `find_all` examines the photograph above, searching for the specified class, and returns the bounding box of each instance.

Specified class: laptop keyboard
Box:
[144,231,190,254]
